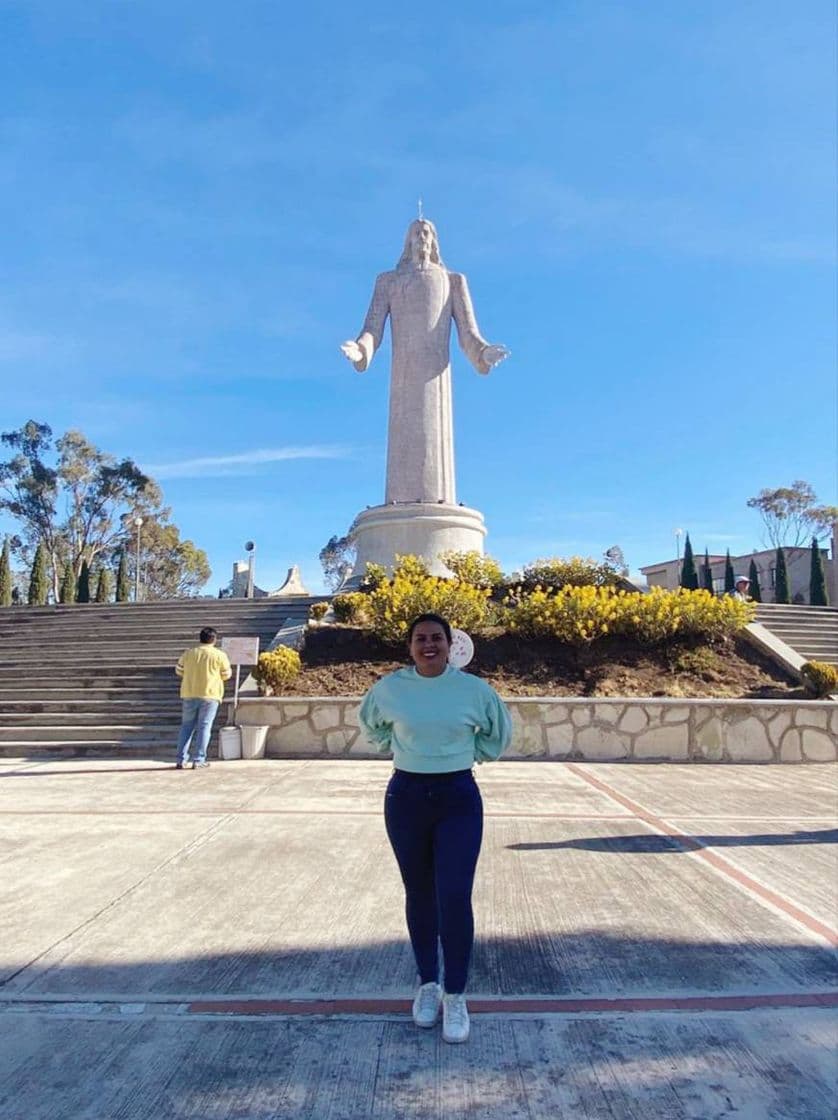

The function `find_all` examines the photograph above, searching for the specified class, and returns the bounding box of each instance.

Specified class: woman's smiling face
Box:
[408,620,450,677]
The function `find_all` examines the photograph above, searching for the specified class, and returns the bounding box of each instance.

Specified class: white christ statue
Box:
[341,219,509,505]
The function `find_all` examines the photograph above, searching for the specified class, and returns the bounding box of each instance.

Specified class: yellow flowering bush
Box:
[331,591,369,624]
[801,660,838,697]
[439,550,503,591]
[252,646,302,695]
[507,585,621,646]
[367,555,491,643]
[667,588,754,641]
[507,585,753,648]
[308,601,329,621]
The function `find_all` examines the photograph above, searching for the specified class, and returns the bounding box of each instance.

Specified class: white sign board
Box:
[221,636,260,665]
[447,629,474,669]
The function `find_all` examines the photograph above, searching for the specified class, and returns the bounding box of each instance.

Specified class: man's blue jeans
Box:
[176,698,220,765]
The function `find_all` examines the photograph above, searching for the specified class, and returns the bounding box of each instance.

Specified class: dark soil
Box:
[287,625,806,699]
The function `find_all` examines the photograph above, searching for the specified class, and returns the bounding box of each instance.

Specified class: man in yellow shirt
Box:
[174,627,232,769]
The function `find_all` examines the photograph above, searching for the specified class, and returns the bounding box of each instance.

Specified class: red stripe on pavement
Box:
[566,763,838,947]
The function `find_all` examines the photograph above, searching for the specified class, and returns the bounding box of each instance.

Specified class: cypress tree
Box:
[774,547,790,604]
[724,550,735,594]
[116,551,130,602]
[95,567,112,603]
[679,533,698,590]
[77,559,91,603]
[28,542,49,605]
[701,548,714,593]
[0,538,11,607]
[809,536,828,606]
[748,557,762,603]
[59,563,76,604]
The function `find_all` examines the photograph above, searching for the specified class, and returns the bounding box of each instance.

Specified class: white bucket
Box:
[240,725,269,760]
[218,726,242,760]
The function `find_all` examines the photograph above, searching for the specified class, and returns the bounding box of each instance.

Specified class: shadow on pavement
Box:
[1,938,836,1120]
[507,828,838,853]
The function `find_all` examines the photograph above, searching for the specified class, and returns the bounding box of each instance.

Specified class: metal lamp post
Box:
[134,517,143,602]
[244,541,255,599]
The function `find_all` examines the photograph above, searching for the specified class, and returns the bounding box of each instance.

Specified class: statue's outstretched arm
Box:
[341,274,390,372]
[450,273,509,375]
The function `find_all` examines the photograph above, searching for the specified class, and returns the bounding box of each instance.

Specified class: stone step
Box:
[759,611,838,622]
[758,634,837,653]
[0,707,184,722]
[755,604,838,614]
[0,654,230,667]
[0,741,179,758]
[0,631,291,648]
[0,694,181,703]
[0,620,297,636]
[0,676,183,688]
[0,724,180,743]
[0,685,168,694]
[0,616,298,628]
[0,598,279,759]
[0,598,318,613]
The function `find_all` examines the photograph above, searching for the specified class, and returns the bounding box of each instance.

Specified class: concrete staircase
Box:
[0,598,319,759]
[754,604,838,665]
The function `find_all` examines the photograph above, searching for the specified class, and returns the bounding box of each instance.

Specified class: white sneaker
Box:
[442,993,470,1043]
[412,982,442,1028]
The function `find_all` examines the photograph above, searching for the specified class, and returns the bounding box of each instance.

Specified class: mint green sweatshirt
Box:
[359,665,512,773]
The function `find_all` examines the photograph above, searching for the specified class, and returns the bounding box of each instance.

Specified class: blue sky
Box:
[1,0,835,594]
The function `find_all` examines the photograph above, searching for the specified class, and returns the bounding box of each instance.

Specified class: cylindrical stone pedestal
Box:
[343,502,487,588]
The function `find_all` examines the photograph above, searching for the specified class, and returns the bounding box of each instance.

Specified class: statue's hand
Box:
[482,343,511,370]
[341,340,363,363]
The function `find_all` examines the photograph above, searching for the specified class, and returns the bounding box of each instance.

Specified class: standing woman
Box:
[359,612,511,1044]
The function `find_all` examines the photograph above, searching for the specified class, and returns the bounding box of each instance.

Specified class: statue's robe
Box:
[355,265,491,505]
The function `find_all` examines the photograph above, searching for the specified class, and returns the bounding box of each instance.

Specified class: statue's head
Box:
[398,219,444,270]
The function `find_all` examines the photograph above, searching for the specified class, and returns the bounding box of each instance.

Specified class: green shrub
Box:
[359,562,387,592]
[672,647,722,678]
[0,538,11,607]
[253,646,302,695]
[95,568,112,603]
[115,551,130,602]
[309,601,329,621]
[28,542,49,606]
[514,556,618,594]
[76,560,91,603]
[59,564,76,604]
[800,661,838,697]
[331,592,369,624]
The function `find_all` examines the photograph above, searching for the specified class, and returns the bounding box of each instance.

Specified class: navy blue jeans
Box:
[384,768,483,994]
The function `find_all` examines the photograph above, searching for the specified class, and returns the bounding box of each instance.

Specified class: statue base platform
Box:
[342,501,487,588]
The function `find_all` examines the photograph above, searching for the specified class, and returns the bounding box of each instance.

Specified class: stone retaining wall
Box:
[235,696,837,763]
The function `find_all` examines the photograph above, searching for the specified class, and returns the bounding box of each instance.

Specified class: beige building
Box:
[641,543,834,604]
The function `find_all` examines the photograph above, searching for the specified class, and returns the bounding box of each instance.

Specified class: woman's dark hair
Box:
[406,613,452,644]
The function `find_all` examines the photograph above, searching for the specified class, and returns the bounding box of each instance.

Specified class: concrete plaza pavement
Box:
[0,757,836,1119]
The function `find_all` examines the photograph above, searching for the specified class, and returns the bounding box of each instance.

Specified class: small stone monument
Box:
[268,565,310,597]
[340,217,508,584]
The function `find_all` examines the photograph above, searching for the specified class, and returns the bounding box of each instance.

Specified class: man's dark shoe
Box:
[175,762,184,770]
